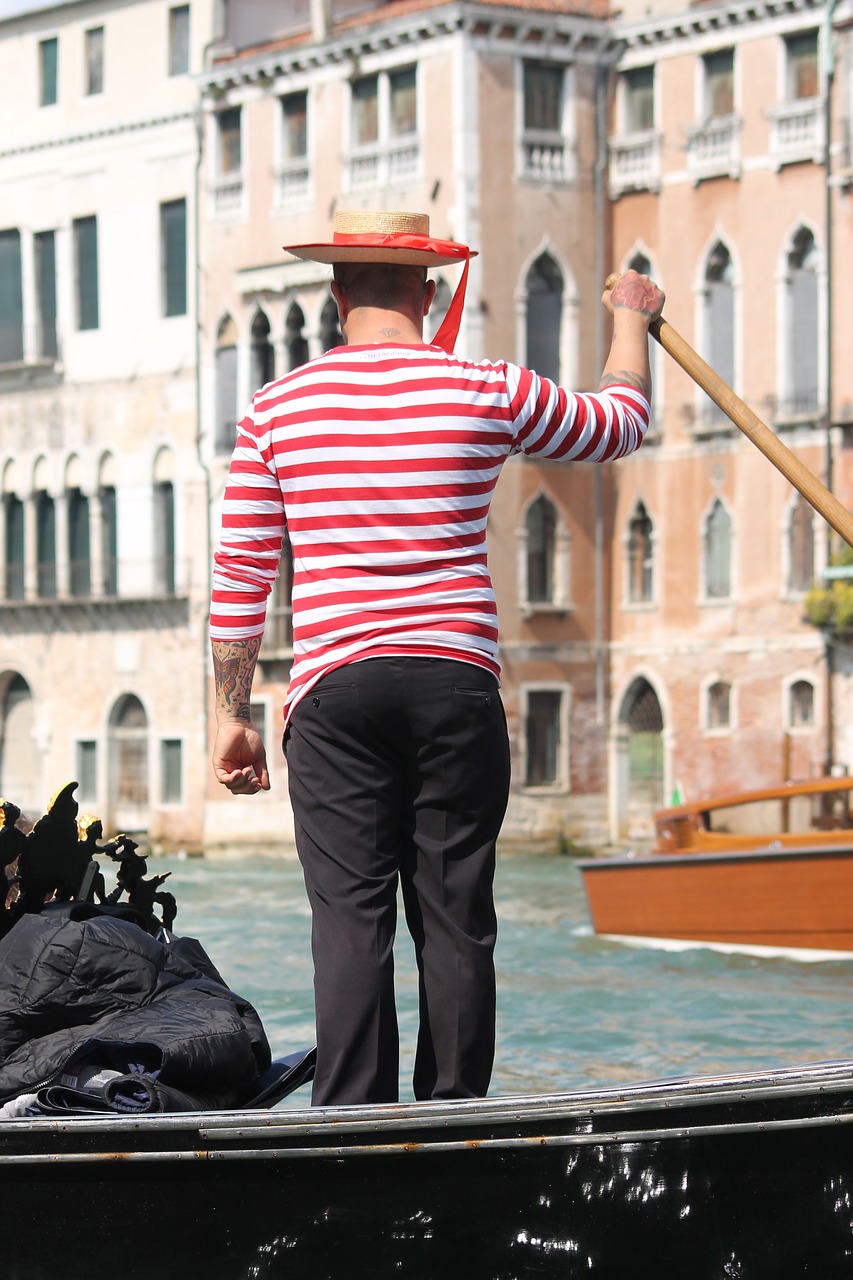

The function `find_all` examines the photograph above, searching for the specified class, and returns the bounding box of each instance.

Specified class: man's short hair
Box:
[333,262,428,310]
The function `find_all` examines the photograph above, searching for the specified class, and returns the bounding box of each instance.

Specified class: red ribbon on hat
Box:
[332,232,473,354]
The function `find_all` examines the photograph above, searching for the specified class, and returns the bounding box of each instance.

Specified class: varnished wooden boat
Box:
[578,776,853,955]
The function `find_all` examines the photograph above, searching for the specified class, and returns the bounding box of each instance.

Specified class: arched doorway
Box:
[615,677,664,839]
[0,672,40,816]
[108,693,149,834]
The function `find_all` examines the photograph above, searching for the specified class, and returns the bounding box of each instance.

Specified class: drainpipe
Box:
[823,0,837,774]
[593,62,609,732]
[194,33,223,837]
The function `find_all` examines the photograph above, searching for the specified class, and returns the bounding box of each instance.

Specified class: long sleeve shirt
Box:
[210,342,649,726]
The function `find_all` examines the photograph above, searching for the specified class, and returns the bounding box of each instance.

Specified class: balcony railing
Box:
[520,130,576,183]
[346,137,420,191]
[686,115,741,184]
[767,98,824,169]
[212,173,244,216]
[764,390,824,425]
[1,556,185,605]
[274,159,311,209]
[608,130,662,198]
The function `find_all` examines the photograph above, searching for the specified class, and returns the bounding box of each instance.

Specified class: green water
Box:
[159,852,853,1105]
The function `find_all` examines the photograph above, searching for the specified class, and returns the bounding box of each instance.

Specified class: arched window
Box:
[623,677,664,809]
[35,490,56,598]
[707,680,731,730]
[787,492,814,594]
[627,501,653,603]
[109,693,149,827]
[320,295,342,351]
[526,494,557,603]
[525,252,563,383]
[705,241,734,391]
[100,483,117,596]
[789,679,814,728]
[153,450,175,596]
[67,488,91,597]
[154,482,175,595]
[0,673,38,814]
[786,228,819,416]
[704,498,732,599]
[250,309,274,391]
[215,315,238,453]
[285,302,309,370]
[4,495,24,600]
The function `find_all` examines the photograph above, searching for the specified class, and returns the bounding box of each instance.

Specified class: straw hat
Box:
[283,210,475,268]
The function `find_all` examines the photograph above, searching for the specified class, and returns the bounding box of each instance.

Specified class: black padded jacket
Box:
[0,911,271,1112]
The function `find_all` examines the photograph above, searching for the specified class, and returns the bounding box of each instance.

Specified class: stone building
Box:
[197,0,624,851]
[607,0,853,836]
[0,0,218,846]
[3,0,853,853]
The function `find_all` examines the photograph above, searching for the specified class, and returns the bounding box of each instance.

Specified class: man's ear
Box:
[331,280,348,324]
[423,278,437,317]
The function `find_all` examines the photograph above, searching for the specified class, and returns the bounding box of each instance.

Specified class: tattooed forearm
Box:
[212,637,262,720]
[601,370,651,401]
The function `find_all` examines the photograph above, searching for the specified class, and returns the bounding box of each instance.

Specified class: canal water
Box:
[159,851,853,1105]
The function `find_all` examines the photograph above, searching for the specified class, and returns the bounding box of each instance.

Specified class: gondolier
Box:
[209,209,664,1106]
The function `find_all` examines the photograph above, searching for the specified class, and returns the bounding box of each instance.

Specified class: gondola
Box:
[3,1056,853,1278]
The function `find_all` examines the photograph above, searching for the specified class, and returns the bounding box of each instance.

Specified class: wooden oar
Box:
[605,273,853,549]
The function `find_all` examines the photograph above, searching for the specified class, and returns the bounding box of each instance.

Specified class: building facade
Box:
[0,0,217,846]
[608,0,853,835]
[2,0,852,853]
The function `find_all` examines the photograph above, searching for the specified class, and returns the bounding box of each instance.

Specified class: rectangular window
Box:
[282,91,307,158]
[525,690,563,787]
[0,230,24,364]
[160,739,183,804]
[218,107,241,174]
[352,75,379,147]
[707,682,731,730]
[73,215,99,330]
[168,5,190,76]
[786,30,819,100]
[704,49,734,117]
[524,62,563,133]
[389,66,417,137]
[624,66,654,132]
[39,37,58,106]
[76,740,98,806]
[160,198,187,317]
[85,27,104,96]
[34,230,57,359]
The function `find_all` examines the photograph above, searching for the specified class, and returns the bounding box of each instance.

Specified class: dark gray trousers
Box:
[284,656,511,1106]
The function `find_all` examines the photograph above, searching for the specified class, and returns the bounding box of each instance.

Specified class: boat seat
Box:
[243,1046,316,1109]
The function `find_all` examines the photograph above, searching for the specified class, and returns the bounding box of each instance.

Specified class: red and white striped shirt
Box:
[210,343,649,726]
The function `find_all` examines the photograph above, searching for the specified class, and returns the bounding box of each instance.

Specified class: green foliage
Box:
[803,546,853,635]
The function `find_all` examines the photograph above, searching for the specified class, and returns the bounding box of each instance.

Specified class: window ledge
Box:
[621,600,656,612]
[520,602,570,620]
